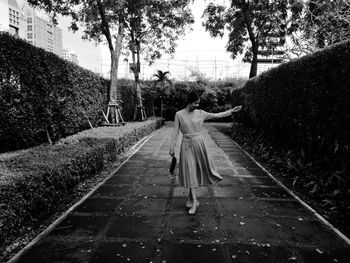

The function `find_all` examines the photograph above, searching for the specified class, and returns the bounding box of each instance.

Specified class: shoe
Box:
[186,199,193,208]
[188,201,199,215]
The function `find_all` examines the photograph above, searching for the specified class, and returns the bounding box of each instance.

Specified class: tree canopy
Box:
[202,0,303,78]
[27,0,194,121]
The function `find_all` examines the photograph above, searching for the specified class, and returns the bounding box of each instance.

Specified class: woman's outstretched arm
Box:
[169,112,180,156]
[202,106,242,121]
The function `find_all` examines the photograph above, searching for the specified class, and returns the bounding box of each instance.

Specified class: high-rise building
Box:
[1,1,63,57]
[63,49,79,65]
[0,0,22,36]
[21,1,63,57]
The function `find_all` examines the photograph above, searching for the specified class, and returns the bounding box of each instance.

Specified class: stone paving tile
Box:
[114,167,147,176]
[260,200,315,218]
[92,184,133,198]
[106,215,163,238]
[74,197,123,214]
[165,216,221,242]
[242,176,276,186]
[217,175,244,186]
[270,217,344,246]
[294,246,350,263]
[216,167,238,176]
[118,196,168,215]
[141,174,172,185]
[16,237,96,263]
[212,186,254,199]
[173,186,210,198]
[89,241,156,263]
[219,216,283,243]
[215,199,265,217]
[251,186,293,199]
[144,167,169,176]
[237,167,268,176]
[134,185,170,198]
[160,242,229,263]
[48,215,110,237]
[104,174,138,185]
[227,243,293,263]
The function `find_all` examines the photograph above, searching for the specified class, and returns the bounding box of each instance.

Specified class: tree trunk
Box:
[109,22,124,103]
[161,97,164,118]
[249,44,259,78]
[131,42,144,120]
[136,43,142,107]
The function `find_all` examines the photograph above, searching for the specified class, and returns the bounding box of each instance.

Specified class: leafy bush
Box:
[0,33,108,153]
[230,39,350,210]
[0,118,163,247]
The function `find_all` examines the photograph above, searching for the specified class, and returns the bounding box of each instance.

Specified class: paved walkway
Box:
[11,123,350,263]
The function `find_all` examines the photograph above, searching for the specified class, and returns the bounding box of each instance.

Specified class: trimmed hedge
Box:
[143,79,244,121]
[0,118,163,246]
[234,39,350,159]
[0,33,109,153]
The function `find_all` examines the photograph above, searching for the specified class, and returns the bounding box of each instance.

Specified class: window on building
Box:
[27,25,32,31]
[27,17,32,23]
[9,26,18,36]
[27,33,33,39]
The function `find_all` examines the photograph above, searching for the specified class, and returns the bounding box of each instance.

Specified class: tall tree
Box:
[202,0,303,78]
[27,0,194,121]
[298,0,350,49]
[153,70,172,118]
[280,0,350,60]
[123,0,193,120]
[27,0,127,123]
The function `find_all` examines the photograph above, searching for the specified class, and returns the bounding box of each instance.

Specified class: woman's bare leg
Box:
[188,188,199,215]
[186,190,193,208]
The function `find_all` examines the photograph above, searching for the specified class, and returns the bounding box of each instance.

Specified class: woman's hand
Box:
[232,105,242,112]
[169,147,175,156]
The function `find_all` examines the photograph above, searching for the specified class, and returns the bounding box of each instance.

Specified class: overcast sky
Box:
[58,0,252,80]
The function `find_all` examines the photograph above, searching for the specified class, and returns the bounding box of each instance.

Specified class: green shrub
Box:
[230,39,350,200]
[0,33,108,152]
[238,39,350,157]
[0,118,163,246]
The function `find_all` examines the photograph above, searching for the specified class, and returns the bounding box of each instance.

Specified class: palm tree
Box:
[153,70,172,118]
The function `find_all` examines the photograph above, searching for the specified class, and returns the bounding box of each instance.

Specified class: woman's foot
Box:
[188,201,199,215]
[186,199,193,208]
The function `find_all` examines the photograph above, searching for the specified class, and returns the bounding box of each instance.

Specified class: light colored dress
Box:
[170,108,233,188]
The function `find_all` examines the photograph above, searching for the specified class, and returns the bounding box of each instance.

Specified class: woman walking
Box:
[169,91,242,215]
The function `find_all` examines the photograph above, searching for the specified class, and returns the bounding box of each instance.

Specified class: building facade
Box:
[63,49,79,65]
[0,0,22,36]
[0,0,63,57]
[22,1,63,57]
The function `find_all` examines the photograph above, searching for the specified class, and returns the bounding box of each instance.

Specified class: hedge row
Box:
[141,79,244,121]
[232,39,350,164]
[0,33,242,153]
[0,118,163,246]
[0,33,109,153]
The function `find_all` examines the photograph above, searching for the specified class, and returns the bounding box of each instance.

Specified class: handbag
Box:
[168,156,177,175]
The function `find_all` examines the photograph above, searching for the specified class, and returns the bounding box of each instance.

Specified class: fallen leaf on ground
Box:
[316,248,324,254]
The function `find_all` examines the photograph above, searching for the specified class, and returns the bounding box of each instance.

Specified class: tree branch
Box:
[96,0,114,52]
